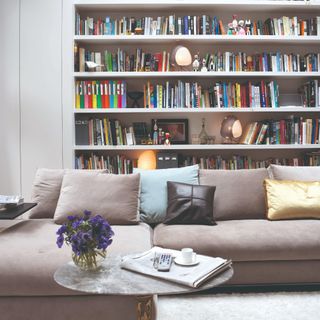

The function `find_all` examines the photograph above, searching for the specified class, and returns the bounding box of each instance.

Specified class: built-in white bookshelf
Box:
[71,0,320,170]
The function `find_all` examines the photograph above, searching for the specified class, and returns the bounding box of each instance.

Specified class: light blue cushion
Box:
[134,165,199,224]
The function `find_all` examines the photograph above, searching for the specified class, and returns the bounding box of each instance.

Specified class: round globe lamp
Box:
[220,116,242,144]
[138,150,157,170]
[170,45,192,71]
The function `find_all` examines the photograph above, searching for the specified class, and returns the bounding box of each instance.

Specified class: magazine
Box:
[120,247,232,288]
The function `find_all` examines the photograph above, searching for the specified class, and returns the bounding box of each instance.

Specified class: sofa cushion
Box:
[54,172,140,225]
[29,168,107,219]
[29,168,65,219]
[153,219,320,262]
[134,165,199,224]
[0,219,153,296]
[199,168,268,220]
[164,181,216,225]
[264,179,320,220]
[268,164,320,181]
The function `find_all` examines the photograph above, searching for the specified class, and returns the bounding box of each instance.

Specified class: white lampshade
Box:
[171,46,192,67]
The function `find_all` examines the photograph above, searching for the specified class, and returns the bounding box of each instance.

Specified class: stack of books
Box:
[181,155,303,170]
[75,80,127,109]
[75,118,136,146]
[240,117,320,145]
[75,154,136,173]
[0,195,24,209]
[143,80,279,109]
[300,80,320,108]
[75,13,320,36]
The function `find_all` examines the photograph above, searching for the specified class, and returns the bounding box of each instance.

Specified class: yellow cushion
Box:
[264,179,320,220]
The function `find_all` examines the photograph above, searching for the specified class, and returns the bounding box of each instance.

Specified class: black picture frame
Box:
[152,119,189,144]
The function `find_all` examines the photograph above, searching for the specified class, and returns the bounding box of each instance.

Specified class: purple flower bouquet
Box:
[56,210,114,271]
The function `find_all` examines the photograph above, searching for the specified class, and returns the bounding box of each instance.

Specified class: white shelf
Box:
[74,35,320,45]
[74,144,320,151]
[74,0,320,11]
[74,71,320,79]
[74,107,320,114]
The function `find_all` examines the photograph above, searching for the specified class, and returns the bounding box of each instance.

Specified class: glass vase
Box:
[72,249,106,271]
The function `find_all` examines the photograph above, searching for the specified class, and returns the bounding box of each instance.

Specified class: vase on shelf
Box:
[198,118,209,144]
[72,249,106,271]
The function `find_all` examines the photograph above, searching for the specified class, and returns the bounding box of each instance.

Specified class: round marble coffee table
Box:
[54,255,233,320]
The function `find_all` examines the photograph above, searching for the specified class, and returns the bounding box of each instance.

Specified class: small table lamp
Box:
[220,116,243,144]
[138,150,157,170]
[170,46,192,71]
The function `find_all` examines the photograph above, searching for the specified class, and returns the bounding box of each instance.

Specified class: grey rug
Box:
[158,291,320,320]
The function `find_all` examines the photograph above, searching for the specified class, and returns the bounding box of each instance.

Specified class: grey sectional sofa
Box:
[1,165,319,320]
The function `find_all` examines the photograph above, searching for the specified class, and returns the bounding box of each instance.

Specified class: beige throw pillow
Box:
[29,168,107,219]
[54,171,140,225]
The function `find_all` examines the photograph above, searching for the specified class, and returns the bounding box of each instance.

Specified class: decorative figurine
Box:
[227,23,235,35]
[198,118,209,144]
[238,20,246,35]
[164,132,171,146]
[158,128,162,144]
[209,55,215,71]
[201,58,208,72]
[192,54,200,72]
[232,15,238,34]
[153,120,158,145]
[245,20,252,35]
[247,55,253,71]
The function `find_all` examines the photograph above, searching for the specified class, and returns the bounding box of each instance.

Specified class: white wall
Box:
[0,0,66,200]
[0,0,21,196]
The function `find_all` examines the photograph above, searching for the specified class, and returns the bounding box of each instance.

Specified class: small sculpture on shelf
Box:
[164,132,171,146]
[198,118,209,144]
[192,54,200,72]
[153,120,158,145]
[209,55,215,71]
[247,55,253,71]
[128,91,144,108]
[200,58,208,72]
[238,20,246,35]
[245,20,252,35]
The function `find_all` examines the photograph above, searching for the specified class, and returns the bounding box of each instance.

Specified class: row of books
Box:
[181,154,320,170]
[301,80,320,108]
[199,52,320,73]
[75,47,320,73]
[75,13,320,36]
[240,117,320,145]
[74,153,320,172]
[75,154,136,174]
[75,80,127,109]
[76,47,170,72]
[143,80,279,109]
[75,118,136,146]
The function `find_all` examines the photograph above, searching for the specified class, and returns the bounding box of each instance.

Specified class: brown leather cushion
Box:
[164,181,216,225]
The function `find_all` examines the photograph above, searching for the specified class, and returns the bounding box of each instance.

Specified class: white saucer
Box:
[174,256,200,266]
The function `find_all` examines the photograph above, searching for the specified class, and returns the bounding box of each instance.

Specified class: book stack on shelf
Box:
[240,117,320,145]
[75,80,127,109]
[301,79,320,107]
[143,80,279,109]
[75,13,320,36]
[75,48,320,73]
[76,118,135,146]
[76,47,171,72]
[181,154,304,170]
[75,154,136,173]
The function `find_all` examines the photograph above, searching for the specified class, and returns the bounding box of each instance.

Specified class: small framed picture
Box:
[152,119,189,144]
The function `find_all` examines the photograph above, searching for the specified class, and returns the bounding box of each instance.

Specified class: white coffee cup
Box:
[180,248,196,264]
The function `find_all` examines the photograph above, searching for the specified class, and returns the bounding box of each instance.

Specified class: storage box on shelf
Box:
[71,1,320,171]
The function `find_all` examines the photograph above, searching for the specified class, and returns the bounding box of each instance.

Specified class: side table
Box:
[0,203,37,220]
[54,255,233,320]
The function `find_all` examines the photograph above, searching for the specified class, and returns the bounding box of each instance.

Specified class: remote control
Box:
[157,253,173,272]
